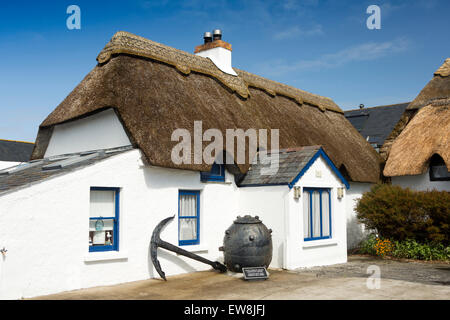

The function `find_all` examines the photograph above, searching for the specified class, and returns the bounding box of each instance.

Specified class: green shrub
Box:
[391,239,450,261]
[356,237,450,261]
[358,234,378,256]
[356,184,450,245]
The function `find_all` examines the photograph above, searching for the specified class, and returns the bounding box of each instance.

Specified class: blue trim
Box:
[303,187,332,241]
[89,187,120,252]
[200,163,225,182]
[178,190,200,246]
[288,148,350,189]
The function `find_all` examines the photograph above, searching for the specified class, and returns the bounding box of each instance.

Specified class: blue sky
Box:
[1,0,449,142]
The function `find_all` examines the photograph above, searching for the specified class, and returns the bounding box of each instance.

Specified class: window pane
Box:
[312,191,321,238]
[179,218,197,241]
[431,165,450,180]
[179,194,197,217]
[321,191,330,237]
[303,190,310,239]
[89,219,114,246]
[90,190,115,218]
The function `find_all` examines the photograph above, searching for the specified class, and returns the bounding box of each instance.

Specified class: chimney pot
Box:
[213,29,222,41]
[203,32,212,44]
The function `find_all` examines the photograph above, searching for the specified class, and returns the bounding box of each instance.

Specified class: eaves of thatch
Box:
[31,31,381,183]
[384,58,450,177]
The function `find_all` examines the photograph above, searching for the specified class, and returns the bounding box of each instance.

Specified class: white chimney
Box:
[194,29,237,76]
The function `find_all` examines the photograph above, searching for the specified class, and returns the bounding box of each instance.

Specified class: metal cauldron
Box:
[220,215,272,272]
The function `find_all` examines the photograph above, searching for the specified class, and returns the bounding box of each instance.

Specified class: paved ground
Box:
[33,255,450,300]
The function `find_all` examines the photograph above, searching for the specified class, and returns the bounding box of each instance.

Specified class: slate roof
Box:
[0,146,133,195]
[344,103,409,148]
[239,146,321,186]
[0,139,34,162]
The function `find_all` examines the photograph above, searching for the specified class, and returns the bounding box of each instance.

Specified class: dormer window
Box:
[200,162,225,182]
[429,154,450,181]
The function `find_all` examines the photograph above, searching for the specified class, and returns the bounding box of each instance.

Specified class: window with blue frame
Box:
[178,190,200,245]
[200,162,225,182]
[303,188,331,241]
[89,187,120,252]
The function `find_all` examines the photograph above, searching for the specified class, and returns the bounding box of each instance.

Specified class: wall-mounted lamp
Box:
[337,187,344,199]
[293,186,301,200]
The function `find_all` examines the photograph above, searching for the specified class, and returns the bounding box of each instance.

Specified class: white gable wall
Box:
[286,156,347,269]
[44,109,132,158]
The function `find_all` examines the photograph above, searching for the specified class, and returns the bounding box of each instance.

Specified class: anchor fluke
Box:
[150,215,227,281]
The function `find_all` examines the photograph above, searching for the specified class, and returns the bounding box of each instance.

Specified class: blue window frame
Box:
[303,188,332,241]
[89,187,120,252]
[178,190,200,246]
[200,163,225,182]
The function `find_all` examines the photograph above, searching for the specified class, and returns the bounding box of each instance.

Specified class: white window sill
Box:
[201,181,232,185]
[176,244,209,254]
[302,240,338,249]
[84,251,128,262]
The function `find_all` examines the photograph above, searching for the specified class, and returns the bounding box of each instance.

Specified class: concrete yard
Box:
[32,256,450,300]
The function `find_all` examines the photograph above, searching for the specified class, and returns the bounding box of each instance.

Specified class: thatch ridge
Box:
[408,58,450,110]
[31,33,381,183]
[96,31,342,114]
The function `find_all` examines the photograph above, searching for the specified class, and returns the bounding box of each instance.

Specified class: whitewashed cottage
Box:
[0,31,380,299]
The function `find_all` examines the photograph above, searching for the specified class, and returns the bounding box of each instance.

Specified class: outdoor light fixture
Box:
[337,187,344,199]
[293,186,301,199]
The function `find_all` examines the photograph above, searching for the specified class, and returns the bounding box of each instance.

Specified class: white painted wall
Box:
[238,185,289,269]
[0,150,349,299]
[286,156,348,269]
[0,149,240,299]
[0,161,20,170]
[44,109,132,158]
[392,169,450,191]
[346,182,373,249]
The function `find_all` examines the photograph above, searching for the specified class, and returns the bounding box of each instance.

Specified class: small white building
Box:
[0,31,380,299]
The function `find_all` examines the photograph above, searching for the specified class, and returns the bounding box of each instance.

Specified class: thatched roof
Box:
[31,31,381,183]
[384,59,450,177]
[408,58,450,110]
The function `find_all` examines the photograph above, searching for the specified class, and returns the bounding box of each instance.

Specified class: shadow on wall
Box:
[147,243,198,280]
[347,215,370,250]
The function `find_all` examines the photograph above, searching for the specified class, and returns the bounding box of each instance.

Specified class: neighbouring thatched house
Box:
[0,139,34,170]
[384,58,450,191]
[0,31,380,299]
